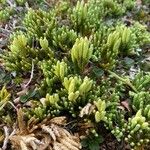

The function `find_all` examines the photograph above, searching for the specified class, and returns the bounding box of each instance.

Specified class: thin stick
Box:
[2,126,9,150]
[14,26,26,30]
[44,0,51,7]
[9,129,16,137]
[108,70,138,93]
[6,0,16,8]
[24,60,34,88]
[0,28,12,34]
[8,101,18,111]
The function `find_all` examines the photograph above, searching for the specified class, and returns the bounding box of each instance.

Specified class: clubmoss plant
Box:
[1,0,150,149]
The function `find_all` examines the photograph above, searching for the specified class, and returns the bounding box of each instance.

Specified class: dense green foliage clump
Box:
[0,0,150,150]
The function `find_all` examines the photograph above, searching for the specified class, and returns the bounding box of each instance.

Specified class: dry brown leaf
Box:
[51,124,61,138]
[62,136,80,148]
[17,88,28,96]
[53,142,69,150]
[79,103,95,117]
[10,134,43,150]
[40,123,81,150]
[9,110,81,150]
[59,138,79,150]
[50,116,67,125]
[41,124,57,141]
[13,97,20,104]
[36,134,51,150]
[17,109,28,134]
[27,117,39,134]
[121,100,130,112]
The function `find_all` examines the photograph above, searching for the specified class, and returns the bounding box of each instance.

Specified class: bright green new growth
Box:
[0,86,10,111]
[2,33,54,72]
[52,26,77,52]
[130,91,150,112]
[99,30,121,69]
[94,99,106,122]
[0,7,13,23]
[126,110,150,149]
[71,0,88,34]
[116,25,137,55]
[0,87,14,126]
[3,34,31,71]
[79,77,93,95]
[2,0,148,72]
[23,8,56,39]
[131,22,150,46]
[1,0,150,149]
[71,37,93,71]
[132,72,150,91]
[53,61,68,81]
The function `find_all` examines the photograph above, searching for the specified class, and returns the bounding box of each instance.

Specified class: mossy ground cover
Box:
[0,0,150,150]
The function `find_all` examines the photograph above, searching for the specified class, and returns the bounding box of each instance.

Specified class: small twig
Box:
[108,70,138,93]
[12,19,17,29]
[0,33,9,38]
[24,60,34,88]
[25,2,30,9]
[65,120,77,127]
[13,97,20,104]
[9,129,16,137]
[0,28,12,34]
[6,0,16,8]
[14,26,26,30]
[2,128,16,150]
[2,126,9,150]
[8,101,18,111]
[0,102,7,111]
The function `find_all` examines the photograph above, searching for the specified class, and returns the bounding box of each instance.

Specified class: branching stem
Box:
[108,70,138,93]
